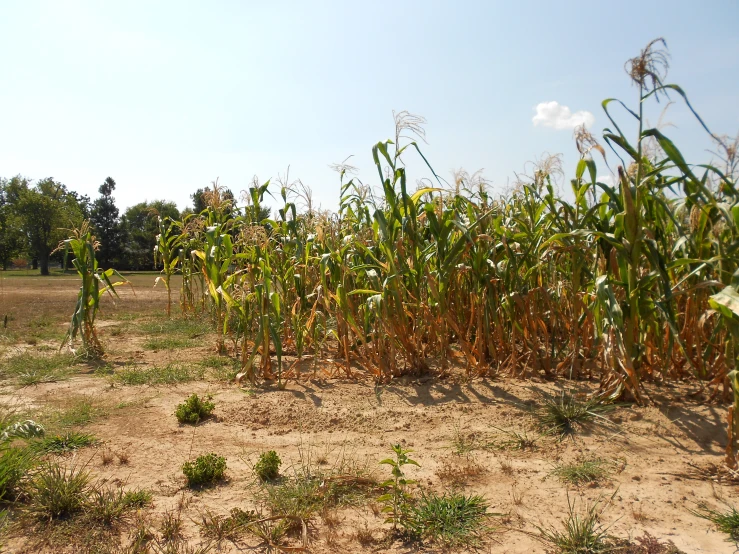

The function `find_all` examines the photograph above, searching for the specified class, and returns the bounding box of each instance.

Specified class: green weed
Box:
[174,394,215,425]
[691,502,739,541]
[254,450,281,481]
[183,453,227,488]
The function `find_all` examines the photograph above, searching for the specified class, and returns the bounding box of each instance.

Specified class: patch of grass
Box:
[183,453,227,488]
[407,491,492,548]
[143,336,196,350]
[254,450,281,482]
[261,465,375,531]
[32,432,97,453]
[537,391,615,439]
[537,496,614,554]
[46,396,108,428]
[115,364,205,386]
[139,317,212,337]
[200,356,240,382]
[28,463,92,520]
[0,352,75,386]
[691,502,739,541]
[175,394,215,425]
[553,458,611,485]
[27,314,65,342]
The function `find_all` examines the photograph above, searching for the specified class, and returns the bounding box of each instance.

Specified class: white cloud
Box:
[532,101,594,130]
[597,175,616,187]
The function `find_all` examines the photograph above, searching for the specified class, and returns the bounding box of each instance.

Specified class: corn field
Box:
[152,40,739,461]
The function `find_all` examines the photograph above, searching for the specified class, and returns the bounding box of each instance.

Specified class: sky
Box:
[1,0,738,213]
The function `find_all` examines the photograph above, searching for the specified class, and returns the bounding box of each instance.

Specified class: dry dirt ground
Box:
[0,272,736,553]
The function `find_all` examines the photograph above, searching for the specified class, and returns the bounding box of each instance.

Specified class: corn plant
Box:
[153,215,182,318]
[59,222,130,359]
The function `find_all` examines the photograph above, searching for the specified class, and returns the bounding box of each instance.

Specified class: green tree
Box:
[90,177,124,267]
[191,187,233,213]
[121,200,179,270]
[0,178,26,270]
[6,177,85,275]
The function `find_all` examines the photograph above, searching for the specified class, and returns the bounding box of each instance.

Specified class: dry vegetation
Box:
[0,40,738,553]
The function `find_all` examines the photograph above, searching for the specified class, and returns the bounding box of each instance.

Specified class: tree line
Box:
[0,175,234,274]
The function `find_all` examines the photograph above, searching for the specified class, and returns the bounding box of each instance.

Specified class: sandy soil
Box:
[0,374,733,553]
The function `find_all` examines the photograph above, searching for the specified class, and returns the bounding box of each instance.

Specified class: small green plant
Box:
[536,495,614,553]
[28,463,92,520]
[378,444,419,531]
[175,394,215,425]
[553,458,611,485]
[407,491,491,547]
[537,391,615,439]
[254,450,281,481]
[691,502,739,541]
[32,432,96,453]
[183,453,227,488]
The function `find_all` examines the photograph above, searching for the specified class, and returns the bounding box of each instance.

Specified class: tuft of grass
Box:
[407,491,492,548]
[254,450,281,482]
[197,507,258,544]
[27,463,92,520]
[491,426,539,451]
[449,423,482,456]
[0,352,75,386]
[183,453,227,488]
[536,495,614,553]
[553,458,610,486]
[0,446,37,500]
[85,486,151,526]
[159,509,184,542]
[46,396,108,428]
[115,364,205,386]
[691,502,739,541]
[175,394,215,425]
[536,391,615,439]
[32,432,97,453]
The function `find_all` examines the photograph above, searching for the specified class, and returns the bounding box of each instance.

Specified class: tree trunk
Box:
[32,258,38,270]
[39,251,50,276]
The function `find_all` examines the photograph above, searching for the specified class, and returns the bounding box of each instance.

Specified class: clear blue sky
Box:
[1,1,737,212]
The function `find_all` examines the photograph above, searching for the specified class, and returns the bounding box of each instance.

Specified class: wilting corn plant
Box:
[59,222,130,359]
